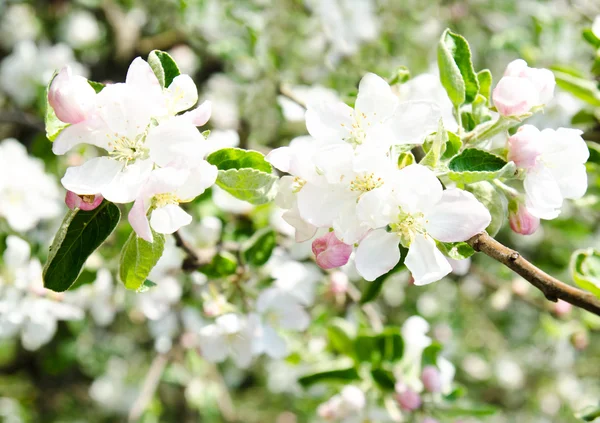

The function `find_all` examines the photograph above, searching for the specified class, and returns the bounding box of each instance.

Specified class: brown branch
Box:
[278,84,306,109]
[467,232,600,316]
[172,231,211,271]
[0,111,44,131]
[128,352,170,422]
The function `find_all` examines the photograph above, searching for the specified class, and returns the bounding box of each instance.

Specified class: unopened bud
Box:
[421,365,442,393]
[509,199,540,235]
[312,231,352,270]
[65,190,103,211]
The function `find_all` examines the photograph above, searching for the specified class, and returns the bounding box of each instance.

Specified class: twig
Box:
[173,231,209,271]
[278,84,306,109]
[347,282,384,332]
[467,232,600,316]
[128,352,170,422]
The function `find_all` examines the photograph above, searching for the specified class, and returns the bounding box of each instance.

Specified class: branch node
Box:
[509,252,519,261]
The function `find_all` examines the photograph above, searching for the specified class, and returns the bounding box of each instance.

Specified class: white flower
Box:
[136,276,182,321]
[592,15,600,39]
[508,125,589,219]
[198,313,257,368]
[60,10,102,49]
[0,236,83,350]
[277,85,339,122]
[308,0,379,62]
[0,4,40,49]
[253,288,310,359]
[128,163,217,242]
[492,59,555,117]
[0,139,61,232]
[52,58,211,205]
[168,45,200,75]
[306,73,440,150]
[355,165,490,283]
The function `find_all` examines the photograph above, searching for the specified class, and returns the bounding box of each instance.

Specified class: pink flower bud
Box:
[509,200,540,236]
[48,66,96,124]
[312,231,352,270]
[492,59,555,117]
[507,125,542,169]
[554,299,572,317]
[65,191,103,211]
[421,365,442,393]
[395,387,422,411]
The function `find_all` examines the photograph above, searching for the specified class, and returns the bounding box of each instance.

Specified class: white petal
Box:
[296,183,351,227]
[553,164,588,200]
[356,187,395,229]
[22,317,57,351]
[380,101,441,145]
[101,159,153,203]
[392,165,443,213]
[355,229,401,281]
[259,324,288,359]
[125,57,164,104]
[146,119,205,167]
[145,166,189,195]
[282,207,318,243]
[355,73,397,119]
[165,74,198,113]
[266,146,293,173]
[180,100,212,127]
[61,157,123,195]
[524,166,563,219]
[175,161,218,200]
[150,204,192,234]
[305,101,354,142]
[405,234,452,286]
[198,325,228,363]
[425,189,491,242]
[52,116,110,155]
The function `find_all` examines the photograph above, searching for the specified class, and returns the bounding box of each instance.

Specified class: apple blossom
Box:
[197,313,257,368]
[312,231,353,269]
[305,72,440,150]
[0,138,61,232]
[395,384,422,411]
[51,57,212,205]
[129,163,218,242]
[316,385,366,421]
[355,165,491,283]
[48,66,96,124]
[253,287,310,359]
[492,59,555,117]
[507,125,589,219]
[421,365,442,393]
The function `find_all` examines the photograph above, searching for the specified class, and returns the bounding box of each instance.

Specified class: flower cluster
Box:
[48,57,217,241]
[268,73,491,284]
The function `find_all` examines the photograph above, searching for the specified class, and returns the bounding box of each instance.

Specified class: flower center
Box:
[389,208,427,247]
[107,133,148,164]
[350,172,383,193]
[341,110,372,146]
[292,177,306,193]
[153,193,180,208]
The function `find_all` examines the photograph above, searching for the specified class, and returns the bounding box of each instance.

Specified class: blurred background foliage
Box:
[1,0,600,422]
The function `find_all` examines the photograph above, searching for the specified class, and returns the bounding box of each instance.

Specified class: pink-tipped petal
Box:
[65,190,82,210]
[509,200,540,236]
[48,66,96,124]
[181,100,212,127]
[421,366,442,393]
[128,196,153,242]
[507,125,542,169]
[312,231,352,270]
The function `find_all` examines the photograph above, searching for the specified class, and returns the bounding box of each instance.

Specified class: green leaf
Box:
[119,230,166,291]
[437,28,479,107]
[207,148,272,173]
[437,241,475,260]
[421,342,442,367]
[583,28,600,48]
[360,246,407,304]
[137,280,157,293]
[148,50,180,88]
[421,120,447,168]
[298,367,360,387]
[471,94,493,126]
[44,72,69,141]
[242,228,276,267]
[587,142,600,166]
[355,332,378,364]
[466,181,507,237]
[477,69,492,104]
[554,70,600,107]
[327,318,356,356]
[442,131,462,160]
[215,168,278,205]
[376,328,404,362]
[570,249,600,298]
[43,201,121,292]
[448,148,517,185]
[88,80,105,93]
[577,405,600,421]
[371,368,396,391]
[198,251,238,278]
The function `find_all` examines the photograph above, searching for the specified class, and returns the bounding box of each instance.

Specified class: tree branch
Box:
[278,84,306,109]
[128,352,170,422]
[467,232,600,316]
